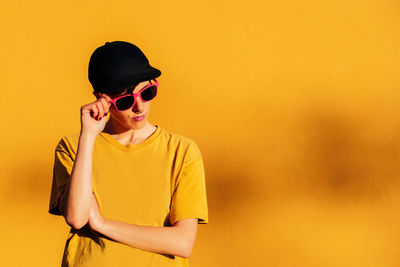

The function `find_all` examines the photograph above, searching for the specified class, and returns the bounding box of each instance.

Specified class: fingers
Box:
[89,103,99,119]
[101,93,113,105]
[82,94,113,120]
[95,102,104,119]
[99,96,111,114]
[93,94,112,120]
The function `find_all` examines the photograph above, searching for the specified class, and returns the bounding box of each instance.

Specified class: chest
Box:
[91,148,179,226]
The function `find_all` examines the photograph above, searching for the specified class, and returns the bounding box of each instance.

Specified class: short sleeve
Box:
[169,142,209,225]
[48,138,75,216]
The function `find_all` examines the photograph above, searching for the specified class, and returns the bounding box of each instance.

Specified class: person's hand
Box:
[88,193,105,232]
[80,94,112,136]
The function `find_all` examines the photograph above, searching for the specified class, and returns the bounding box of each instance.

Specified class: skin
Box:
[59,80,198,258]
[90,80,157,145]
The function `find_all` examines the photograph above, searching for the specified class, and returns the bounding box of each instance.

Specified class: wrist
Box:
[79,131,99,141]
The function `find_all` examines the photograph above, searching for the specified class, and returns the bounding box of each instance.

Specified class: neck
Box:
[103,120,157,145]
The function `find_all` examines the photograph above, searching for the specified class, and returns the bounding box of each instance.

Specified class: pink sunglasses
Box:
[108,79,159,112]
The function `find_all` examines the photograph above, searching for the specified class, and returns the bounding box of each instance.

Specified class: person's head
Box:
[88,41,161,130]
[92,79,158,130]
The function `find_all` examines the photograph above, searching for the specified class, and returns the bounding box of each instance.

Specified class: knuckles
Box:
[81,95,111,114]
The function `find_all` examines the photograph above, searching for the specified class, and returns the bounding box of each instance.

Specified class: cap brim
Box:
[138,65,161,83]
[99,66,161,94]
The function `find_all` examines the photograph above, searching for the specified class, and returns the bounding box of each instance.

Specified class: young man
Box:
[48,41,208,266]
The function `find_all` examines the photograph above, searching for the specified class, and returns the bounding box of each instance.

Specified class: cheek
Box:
[110,110,129,121]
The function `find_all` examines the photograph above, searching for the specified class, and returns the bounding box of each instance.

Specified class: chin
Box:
[128,119,147,129]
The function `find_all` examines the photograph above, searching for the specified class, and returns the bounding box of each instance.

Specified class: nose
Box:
[132,95,144,114]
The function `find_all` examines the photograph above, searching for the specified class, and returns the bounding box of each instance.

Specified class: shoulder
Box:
[55,132,81,157]
[160,128,202,160]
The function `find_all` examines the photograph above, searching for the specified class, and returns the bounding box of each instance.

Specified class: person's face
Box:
[93,80,153,130]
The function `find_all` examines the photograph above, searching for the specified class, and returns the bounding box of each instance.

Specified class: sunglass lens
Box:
[141,86,157,102]
[115,96,134,111]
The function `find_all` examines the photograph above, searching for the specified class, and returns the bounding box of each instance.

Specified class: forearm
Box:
[63,132,97,229]
[94,218,191,258]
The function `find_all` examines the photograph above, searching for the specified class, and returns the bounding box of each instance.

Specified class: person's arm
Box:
[59,133,97,229]
[86,194,198,258]
[96,217,198,258]
[59,94,111,229]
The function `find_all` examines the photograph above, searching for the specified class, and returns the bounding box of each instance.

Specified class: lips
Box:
[133,115,145,121]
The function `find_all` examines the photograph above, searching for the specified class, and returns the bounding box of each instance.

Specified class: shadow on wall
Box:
[3,159,51,207]
[299,107,400,202]
[6,147,261,223]
[7,105,400,223]
[202,146,275,225]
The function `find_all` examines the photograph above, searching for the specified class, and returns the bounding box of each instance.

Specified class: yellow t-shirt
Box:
[48,125,208,267]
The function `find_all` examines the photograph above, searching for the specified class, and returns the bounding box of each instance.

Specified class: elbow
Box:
[177,240,194,259]
[71,220,88,230]
[62,202,90,229]
[65,214,89,230]
[59,192,87,229]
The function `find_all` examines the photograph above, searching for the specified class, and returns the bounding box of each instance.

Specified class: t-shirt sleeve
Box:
[48,138,75,216]
[169,141,209,225]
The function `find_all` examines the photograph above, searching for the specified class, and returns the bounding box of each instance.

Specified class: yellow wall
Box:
[1,0,400,266]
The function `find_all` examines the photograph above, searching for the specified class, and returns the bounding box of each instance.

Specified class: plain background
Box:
[1,0,400,266]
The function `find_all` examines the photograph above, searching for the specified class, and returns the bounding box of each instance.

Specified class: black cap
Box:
[88,41,161,93]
